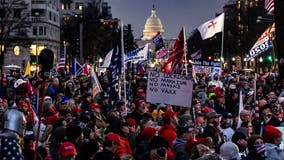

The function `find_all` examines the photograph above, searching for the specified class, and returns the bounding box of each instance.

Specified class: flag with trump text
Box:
[165,28,185,74]
[246,26,273,61]
[198,13,224,40]
[124,43,149,63]
[108,41,122,100]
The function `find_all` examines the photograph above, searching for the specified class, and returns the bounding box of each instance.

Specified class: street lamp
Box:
[256,16,274,23]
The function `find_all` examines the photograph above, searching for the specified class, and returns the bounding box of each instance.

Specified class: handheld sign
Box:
[146,71,193,107]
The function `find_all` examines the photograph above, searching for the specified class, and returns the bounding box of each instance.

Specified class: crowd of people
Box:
[0,69,284,160]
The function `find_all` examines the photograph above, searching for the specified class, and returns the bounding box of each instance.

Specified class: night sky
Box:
[105,0,228,39]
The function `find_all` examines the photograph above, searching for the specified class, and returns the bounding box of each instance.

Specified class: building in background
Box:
[2,0,61,73]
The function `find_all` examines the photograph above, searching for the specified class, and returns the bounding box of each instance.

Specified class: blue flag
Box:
[71,58,84,77]
[108,41,122,100]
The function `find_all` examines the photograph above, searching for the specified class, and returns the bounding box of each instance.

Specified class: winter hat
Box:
[159,129,176,147]
[126,118,137,127]
[219,142,239,160]
[45,115,58,125]
[232,131,247,144]
[263,125,282,143]
[43,100,52,113]
[59,142,77,157]
[106,133,121,144]
[162,110,177,120]
[66,125,82,140]
[148,136,169,150]
[240,109,251,116]
[134,98,145,108]
[184,137,209,154]
[141,127,157,140]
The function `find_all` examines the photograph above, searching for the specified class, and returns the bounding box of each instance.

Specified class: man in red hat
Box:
[126,98,147,125]
[89,102,108,129]
[58,142,77,160]
[94,133,121,160]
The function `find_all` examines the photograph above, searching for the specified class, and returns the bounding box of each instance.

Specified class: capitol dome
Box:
[142,6,165,40]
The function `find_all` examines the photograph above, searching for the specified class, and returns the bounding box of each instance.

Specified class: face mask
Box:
[254,144,265,157]
[224,119,233,128]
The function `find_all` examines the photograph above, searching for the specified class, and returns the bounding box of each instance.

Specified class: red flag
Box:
[166,28,185,74]
[83,63,89,75]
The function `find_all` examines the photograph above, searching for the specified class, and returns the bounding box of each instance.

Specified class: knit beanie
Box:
[263,125,282,143]
[219,142,239,160]
[141,127,156,140]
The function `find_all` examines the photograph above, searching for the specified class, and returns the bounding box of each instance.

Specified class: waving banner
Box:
[246,27,273,61]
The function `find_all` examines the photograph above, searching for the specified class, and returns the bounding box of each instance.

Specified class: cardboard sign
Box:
[146,71,193,107]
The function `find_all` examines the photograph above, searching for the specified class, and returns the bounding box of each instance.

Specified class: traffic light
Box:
[268,55,272,61]
[208,55,212,61]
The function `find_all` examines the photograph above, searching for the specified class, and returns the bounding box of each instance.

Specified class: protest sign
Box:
[146,71,193,107]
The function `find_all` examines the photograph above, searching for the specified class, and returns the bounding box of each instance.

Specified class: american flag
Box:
[57,51,66,69]
[166,28,185,74]
[265,0,274,15]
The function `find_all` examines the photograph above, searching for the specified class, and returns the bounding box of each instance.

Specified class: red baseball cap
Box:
[59,142,77,157]
[89,102,101,109]
[106,133,120,144]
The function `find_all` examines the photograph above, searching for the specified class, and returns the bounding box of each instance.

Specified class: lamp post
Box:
[34,12,39,76]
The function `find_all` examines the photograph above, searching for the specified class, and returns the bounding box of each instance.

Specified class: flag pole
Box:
[183,26,188,75]
[221,12,225,71]
[120,20,126,102]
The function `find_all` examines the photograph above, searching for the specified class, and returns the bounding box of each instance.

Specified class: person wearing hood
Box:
[208,73,224,90]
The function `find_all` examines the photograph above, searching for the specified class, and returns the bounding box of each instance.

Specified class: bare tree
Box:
[0,0,31,74]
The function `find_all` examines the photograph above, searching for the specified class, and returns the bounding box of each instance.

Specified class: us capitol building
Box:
[136,6,175,61]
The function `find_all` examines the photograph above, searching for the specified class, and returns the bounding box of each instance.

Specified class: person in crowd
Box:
[219,142,240,160]
[225,89,239,117]
[203,111,224,151]
[246,134,266,160]
[184,137,211,159]
[214,87,228,117]
[46,77,59,100]
[134,126,157,160]
[89,102,108,129]
[115,121,134,159]
[126,98,147,125]
[232,131,248,159]
[221,112,235,141]
[208,73,224,89]
[148,136,169,160]
[94,133,122,160]
[263,125,284,160]
[173,126,193,160]
[0,106,26,160]
[58,142,78,160]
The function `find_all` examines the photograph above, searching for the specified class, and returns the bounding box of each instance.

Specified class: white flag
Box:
[237,90,244,128]
[124,43,149,63]
[198,13,224,40]
[101,49,113,68]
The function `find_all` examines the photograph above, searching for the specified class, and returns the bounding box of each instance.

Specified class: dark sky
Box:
[105,0,228,39]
